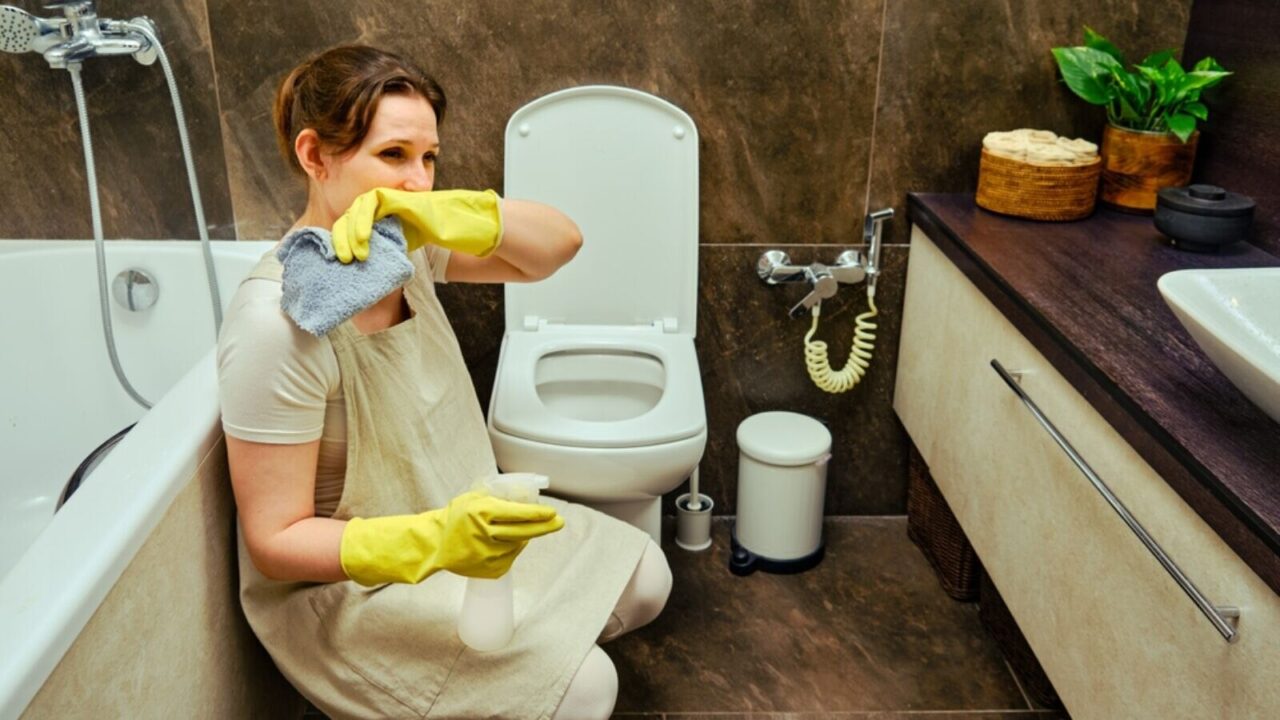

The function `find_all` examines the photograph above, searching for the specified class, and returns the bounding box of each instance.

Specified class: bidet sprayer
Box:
[863,208,894,298]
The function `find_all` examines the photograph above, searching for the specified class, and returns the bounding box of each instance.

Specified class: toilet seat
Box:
[490,327,705,449]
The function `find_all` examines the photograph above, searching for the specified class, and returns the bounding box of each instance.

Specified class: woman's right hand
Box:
[339,490,565,585]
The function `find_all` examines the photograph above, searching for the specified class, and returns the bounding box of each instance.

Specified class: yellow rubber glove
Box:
[339,490,564,586]
[330,188,503,263]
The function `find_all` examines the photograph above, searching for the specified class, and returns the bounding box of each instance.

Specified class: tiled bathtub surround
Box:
[0,0,1194,514]
[19,440,300,718]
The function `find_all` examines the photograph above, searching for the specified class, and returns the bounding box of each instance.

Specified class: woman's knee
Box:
[599,539,673,643]
[631,539,673,626]
[552,645,617,720]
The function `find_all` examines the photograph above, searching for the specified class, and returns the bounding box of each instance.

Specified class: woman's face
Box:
[314,92,440,221]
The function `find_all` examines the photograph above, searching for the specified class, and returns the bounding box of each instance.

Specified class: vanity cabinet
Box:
[894,226,1280,719]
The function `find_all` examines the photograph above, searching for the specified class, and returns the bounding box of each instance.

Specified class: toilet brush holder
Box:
[675,493,713,551]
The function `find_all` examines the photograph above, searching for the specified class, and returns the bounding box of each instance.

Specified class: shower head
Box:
[0,6,39,53]
[0,6,65,54]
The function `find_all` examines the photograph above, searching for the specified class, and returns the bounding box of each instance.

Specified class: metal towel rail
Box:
[991,359,1239,643]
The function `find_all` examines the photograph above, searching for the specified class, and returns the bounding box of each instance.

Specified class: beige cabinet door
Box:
[895,226,1280,720]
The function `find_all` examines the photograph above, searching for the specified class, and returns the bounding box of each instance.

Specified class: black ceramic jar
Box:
[1154,184,1255,252]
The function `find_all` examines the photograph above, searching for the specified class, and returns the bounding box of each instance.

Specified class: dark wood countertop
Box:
[909,193,1280,596]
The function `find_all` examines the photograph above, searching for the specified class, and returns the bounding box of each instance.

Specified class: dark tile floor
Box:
[607,517,1067,719]
[303,517,1067,719]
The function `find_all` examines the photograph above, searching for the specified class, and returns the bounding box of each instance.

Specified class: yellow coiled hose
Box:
[803,294,878,393]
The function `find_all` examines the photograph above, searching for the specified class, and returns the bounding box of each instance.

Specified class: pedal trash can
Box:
[730,411,832,576]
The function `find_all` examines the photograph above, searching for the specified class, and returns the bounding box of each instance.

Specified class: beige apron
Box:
[235,249,650,720]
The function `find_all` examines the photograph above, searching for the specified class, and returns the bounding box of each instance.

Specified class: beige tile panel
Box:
[894,226,1280,719]
[21,437,300,720]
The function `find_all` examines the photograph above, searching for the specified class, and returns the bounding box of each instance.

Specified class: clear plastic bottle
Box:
[457,472,550,652]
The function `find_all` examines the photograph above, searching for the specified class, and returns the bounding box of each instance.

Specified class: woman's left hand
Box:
[330,188,504,263]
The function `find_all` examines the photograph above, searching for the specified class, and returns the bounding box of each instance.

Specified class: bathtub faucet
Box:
[35,1,158,69]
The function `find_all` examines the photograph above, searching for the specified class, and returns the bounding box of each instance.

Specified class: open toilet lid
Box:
[503,86,699,335]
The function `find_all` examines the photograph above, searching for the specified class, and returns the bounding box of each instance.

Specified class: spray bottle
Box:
[457,472,550,652]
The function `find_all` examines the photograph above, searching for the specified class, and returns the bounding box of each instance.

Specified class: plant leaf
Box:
[1137,64,1172,109]
[1140,49,1175,69]
[1114,92,1141,121]
[1172,70,1231,109]
[1134,74,1152,110]
[1084,26,1126,65]
[1193,56,1226,73]
[1051,47,1117,105]
[1155,60,1185,109]
[1166,112,1197,142]
[1184,101,1209,120]
[1107,66,1144,120]
[1183,70,1232,91]
[1137,65,1165,84]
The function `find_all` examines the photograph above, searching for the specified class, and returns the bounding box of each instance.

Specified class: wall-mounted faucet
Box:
[757,248,857,317]
[757,207,895,317]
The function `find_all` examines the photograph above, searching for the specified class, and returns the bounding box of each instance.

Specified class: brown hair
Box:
[273,45,446,174]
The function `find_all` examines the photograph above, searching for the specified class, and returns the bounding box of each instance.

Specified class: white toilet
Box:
[487,86,707,543]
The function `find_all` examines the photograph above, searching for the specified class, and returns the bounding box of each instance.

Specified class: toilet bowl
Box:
[487,86,707,542]
[488,329,707,537]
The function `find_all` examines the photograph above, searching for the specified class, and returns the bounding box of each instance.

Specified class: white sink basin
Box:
[1158,268,1280,424]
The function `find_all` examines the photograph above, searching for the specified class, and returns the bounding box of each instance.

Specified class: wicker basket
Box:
[979,572,1064,710]
[905,444,981,601]
[976,148,1101,221]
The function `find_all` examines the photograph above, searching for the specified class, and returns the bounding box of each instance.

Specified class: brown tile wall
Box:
[0,1,1192,514]
[1183,0,1280,257]
[868,1,1193,244]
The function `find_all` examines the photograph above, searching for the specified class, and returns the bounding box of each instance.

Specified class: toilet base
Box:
[576,497,661,545]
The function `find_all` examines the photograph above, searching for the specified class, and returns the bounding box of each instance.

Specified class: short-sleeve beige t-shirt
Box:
[216,244,451,516]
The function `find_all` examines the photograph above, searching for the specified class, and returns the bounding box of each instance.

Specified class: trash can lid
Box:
[737,411,832,465]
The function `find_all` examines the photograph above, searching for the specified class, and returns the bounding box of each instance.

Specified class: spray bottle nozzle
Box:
[484,472,550,503]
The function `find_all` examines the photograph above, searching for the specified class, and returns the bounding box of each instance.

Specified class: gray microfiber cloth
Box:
[276,216,416,336]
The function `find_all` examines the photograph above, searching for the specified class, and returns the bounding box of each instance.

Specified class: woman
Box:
[217,44,672,720]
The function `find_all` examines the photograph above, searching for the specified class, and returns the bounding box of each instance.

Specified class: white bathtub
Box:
[0,239,275,718]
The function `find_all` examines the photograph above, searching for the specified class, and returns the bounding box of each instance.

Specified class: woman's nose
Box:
[401,167,434,192]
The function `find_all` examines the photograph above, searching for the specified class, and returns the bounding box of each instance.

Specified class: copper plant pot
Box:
[1099,124,1199,214]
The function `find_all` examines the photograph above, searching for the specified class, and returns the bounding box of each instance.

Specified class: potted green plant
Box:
[1052,28,1230,213]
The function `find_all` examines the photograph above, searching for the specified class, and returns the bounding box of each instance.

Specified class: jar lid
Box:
[1156,184,1256,218]
[736,411,832,465]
